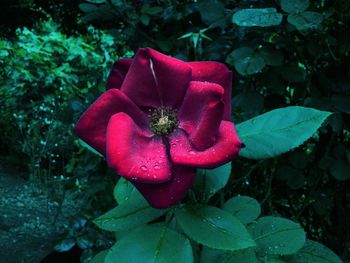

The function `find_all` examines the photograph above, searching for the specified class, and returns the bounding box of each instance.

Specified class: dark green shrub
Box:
[0,19,129,181]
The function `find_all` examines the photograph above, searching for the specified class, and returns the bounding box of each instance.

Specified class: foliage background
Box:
[0,0,349,262]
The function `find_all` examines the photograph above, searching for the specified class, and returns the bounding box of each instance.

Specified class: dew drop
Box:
[154,164,160,170]
[140,165,148,171]
[188,150,196,155]
[171,143,177,148]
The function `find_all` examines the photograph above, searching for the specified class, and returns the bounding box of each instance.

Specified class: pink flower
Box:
[74,48,243,208]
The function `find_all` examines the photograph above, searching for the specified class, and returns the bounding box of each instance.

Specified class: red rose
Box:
[74,48,243,208]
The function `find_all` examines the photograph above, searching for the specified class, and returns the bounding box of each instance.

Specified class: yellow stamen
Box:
[158,116,169,126]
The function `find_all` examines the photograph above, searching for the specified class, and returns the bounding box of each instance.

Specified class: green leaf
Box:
[201,247,259,263]
[237,106,332,159]
[286,239,342,263]
[199,1,225,25]
[175,205,255,251]
[226,47,266,76]
[111,0,123,6]
[113,177,144,204]
[191,33,200,49]
[79,3,98,13]
[227,47,253,61]
[258,47,284,66]
[93,197,166,231]
[222,196,261,225]
[288,12,323,31]
[91,250,108,263]
[232,8,283,27]
[104,225,193,263]
[145,6,163,15]
[266,257,288,263]
[178,32,193,40]
[251,216,306,255]
[193,162,231,201]
[280,65,307,82]
[329,159,350,181]
[86,0,106,3]
[140,14,150,26]
[281,0,310,14]
[80,12,101,23]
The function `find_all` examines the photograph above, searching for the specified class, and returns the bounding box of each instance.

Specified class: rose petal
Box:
[188,62,233,120]
[106,58,133,90]
[106,112,171,184]
[178,81,224,150]
[133,165,196,209]
[121,48,192,109]
[74,89,147,155]
[169,122,243,169]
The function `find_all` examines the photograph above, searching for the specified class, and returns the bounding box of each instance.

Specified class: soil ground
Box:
[0,162,83,263]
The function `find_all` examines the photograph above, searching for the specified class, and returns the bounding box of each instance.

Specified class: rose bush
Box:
[74,48,243,208]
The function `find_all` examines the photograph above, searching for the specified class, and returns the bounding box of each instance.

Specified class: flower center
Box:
[149,107,179,136]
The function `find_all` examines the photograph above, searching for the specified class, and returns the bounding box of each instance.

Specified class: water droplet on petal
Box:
[140,165,148,171]
[188,150,196,155]
[154,164,160,170]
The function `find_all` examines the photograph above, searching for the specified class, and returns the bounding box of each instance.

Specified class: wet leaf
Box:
[233,8,283,27]
[201,247,259,263]
[175,204,255,251]
[222,196,261,225]
[251,216,306,255]
[105,225,193,263]
[288,12,323,31]
[286,240,342,263]
[193,162,231,201]
[226,47,266,75]
[237,106,331,159]
[281,0,310,14]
